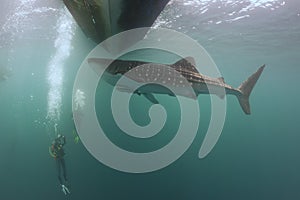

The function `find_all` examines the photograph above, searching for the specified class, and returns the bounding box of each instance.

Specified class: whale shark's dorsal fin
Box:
[184,56,196,66]
[173,57,196,67]
[172,57,198,73]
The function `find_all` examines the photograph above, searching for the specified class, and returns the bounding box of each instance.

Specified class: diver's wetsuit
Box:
[51,136,68,185]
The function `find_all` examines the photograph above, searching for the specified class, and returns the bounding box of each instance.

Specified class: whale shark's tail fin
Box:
[237,65,265,114]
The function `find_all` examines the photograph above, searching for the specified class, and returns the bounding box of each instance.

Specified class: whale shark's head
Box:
[88,58,119,75]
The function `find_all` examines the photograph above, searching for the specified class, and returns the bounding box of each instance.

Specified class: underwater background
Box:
[0,0,300,199]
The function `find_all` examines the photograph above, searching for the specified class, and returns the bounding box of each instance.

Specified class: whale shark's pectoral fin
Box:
[116,85,135,93]
[216,93,225,99]
[142,93,159,104]
[215,77,225,99]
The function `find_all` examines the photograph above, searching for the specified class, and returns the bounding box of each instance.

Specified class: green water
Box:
[1,0,300,199]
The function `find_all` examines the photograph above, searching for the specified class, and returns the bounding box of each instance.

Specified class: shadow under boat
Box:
[63,0,170,44]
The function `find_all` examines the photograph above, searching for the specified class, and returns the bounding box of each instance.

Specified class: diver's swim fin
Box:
[61,184,71,195]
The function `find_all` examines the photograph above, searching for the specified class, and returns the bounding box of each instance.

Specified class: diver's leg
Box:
[56,159,63,185]
[61,158,68,183]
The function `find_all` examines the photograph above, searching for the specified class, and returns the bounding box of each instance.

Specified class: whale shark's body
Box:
[89,57,265,114]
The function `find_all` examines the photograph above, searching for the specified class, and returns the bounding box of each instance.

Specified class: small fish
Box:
[0,66,12,81]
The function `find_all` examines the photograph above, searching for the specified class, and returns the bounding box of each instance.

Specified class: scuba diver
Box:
[49,134,71,195]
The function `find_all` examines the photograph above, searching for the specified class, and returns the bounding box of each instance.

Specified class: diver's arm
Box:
[49,145,56,158]
[62,136,66,145]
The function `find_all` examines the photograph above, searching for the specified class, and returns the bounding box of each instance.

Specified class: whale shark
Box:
[88,57,265,114]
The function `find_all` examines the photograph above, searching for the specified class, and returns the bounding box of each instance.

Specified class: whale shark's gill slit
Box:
[46,8,75,125]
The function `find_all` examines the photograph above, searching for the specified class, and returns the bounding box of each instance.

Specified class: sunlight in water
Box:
[46,8,75,121]
[156,0,285,28]
[180,0,282,7]
[181,0,285,14]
